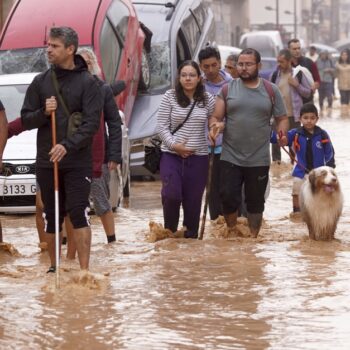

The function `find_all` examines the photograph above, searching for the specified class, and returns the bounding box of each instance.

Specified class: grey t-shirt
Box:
[219,78,286,167]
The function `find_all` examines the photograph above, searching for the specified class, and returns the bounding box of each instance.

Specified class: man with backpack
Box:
[270,49,312,163]
[288,38,320,103]
[209,48,288,238]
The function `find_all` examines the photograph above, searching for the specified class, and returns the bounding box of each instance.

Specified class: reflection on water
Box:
[1,106,350,349]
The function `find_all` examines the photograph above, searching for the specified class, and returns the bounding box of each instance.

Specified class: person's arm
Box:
[323,132,335,168]
[272,86,288,146]
[103,84,122,168]
[310,61,321,89]
[0,108,8,170]
[290,72,312,98]
[8,117,24,138]
[208,95,226,144]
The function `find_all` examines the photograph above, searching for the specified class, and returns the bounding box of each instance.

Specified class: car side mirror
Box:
[110,80,126,96]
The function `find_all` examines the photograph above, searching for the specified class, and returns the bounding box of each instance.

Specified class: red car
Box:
[0,0,149,126]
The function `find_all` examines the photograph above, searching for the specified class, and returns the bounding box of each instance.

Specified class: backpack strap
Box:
[262,79,275,116]
[271,70,278,84]
[221,82,229,112]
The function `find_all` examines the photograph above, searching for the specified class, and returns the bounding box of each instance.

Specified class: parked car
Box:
[218,44,241,68]
[239,30,283,58]
[0,0,149,201]
[129,0,215,176]
[0,0,149,127]
[259,57,277,80]
[0,73,130,213]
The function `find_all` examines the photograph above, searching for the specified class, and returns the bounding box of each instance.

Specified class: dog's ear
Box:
[308,170,317,193]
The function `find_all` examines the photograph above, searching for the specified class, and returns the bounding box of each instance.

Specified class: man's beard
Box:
[239,69,259,81]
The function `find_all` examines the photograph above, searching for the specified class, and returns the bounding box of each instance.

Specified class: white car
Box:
[0,73,130,213]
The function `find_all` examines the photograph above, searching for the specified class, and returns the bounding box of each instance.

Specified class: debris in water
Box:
[0,242,20,256]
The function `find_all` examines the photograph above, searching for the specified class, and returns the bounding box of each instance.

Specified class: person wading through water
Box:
[21,27,103,273]
[209,48,289,238]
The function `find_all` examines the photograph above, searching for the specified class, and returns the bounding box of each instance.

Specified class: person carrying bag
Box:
[156,60,215,239]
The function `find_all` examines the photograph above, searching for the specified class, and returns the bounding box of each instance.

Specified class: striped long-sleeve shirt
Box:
[156,89,215,156]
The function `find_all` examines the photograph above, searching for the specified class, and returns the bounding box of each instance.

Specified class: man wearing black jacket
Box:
[21,27,103,272]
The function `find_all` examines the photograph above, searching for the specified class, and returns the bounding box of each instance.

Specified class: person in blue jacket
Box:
[271,103,335,213]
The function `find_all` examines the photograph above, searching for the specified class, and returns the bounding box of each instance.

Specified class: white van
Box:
[239,30,283,58]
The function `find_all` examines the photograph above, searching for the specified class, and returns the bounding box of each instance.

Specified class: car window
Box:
[0,48,48,74]
[107,0,129,41]
[148,41,171,92]
[180,11,201,56]
[99,18,122,83]
[0,84,28,122]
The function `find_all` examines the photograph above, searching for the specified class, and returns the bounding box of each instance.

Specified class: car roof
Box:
[0,0,102,49]
[0,72,39,85]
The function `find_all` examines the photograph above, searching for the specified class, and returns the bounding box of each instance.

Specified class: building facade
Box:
[205,0,249,47]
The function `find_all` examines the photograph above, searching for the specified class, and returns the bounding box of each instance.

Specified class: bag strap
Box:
[51,69,71,118]
[171,100,196,135]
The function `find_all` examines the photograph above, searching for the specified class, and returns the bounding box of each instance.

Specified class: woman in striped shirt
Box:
[156,60,215,239]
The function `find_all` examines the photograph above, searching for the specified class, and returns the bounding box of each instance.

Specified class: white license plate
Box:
[0,183,36,196]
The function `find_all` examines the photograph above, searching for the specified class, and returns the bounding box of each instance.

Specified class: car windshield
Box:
[0,84,28,122]
[148,41,171,93]
[243,37,276,58]
[0,48,49,74]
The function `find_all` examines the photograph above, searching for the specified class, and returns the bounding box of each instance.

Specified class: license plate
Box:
[0,183,36,196]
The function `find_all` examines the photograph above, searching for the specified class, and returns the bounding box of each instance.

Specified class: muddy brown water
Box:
[1,107,350,349]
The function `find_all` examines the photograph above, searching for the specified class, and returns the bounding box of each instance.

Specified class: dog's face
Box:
[308,166,339,194]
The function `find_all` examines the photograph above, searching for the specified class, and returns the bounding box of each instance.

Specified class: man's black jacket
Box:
[21,55,103,169]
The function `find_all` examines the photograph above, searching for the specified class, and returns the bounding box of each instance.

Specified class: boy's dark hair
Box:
[238,48,261,64]
[49,27,79,54]
[198,46,221,63]
[300,103,318,117]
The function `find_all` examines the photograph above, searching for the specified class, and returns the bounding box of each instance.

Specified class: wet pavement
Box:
[1,104,350,349]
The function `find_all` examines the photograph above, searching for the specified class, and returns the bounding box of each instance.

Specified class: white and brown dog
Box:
[300,166,343,241]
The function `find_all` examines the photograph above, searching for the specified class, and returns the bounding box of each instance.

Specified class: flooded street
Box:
[1,105,350,349]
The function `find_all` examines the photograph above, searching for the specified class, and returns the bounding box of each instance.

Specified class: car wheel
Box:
[138,48,151,91]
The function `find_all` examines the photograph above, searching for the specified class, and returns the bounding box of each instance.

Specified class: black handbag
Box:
[143,101,196,174]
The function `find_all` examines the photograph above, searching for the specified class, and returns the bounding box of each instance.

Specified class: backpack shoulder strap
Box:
[221,82,229,112]
[296,70,303,84]
[262,78,275,107]
[271,70,278,84]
